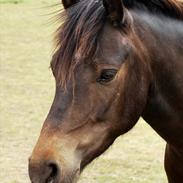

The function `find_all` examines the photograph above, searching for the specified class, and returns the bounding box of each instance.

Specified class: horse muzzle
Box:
[28,131,82,183]
[28,157,80,183]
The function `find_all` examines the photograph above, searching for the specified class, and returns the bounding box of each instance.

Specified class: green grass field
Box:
[0,0,167,183]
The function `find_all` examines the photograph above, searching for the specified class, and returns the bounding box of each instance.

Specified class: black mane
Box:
[51,0,105,87]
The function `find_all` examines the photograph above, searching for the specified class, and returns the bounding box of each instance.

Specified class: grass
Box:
[0,0,23,4]
[0,1,167,183]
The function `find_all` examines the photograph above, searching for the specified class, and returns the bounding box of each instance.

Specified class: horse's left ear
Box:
[103,0,127,27]
[62,0,78,9]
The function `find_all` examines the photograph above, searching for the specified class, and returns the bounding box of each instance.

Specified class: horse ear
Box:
[62,0,78,9]
[103,0,126,27]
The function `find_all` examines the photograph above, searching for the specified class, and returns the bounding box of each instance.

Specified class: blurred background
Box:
[0,0,167,182]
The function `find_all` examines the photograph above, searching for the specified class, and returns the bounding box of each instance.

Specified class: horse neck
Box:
[133,10,183,147]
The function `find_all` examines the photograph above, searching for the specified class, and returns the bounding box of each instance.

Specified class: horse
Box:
[28,0,183,182]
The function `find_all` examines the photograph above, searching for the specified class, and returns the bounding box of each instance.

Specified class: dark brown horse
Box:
[28,0,183,182]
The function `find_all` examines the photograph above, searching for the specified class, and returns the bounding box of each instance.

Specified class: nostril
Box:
[46,162,59,183]
[49,163,58,178]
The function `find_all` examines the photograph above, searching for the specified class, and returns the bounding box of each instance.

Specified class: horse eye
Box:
[97,69,118,83]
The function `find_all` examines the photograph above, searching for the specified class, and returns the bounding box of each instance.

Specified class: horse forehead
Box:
[100,24,126,47]
[95,24,131,66]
